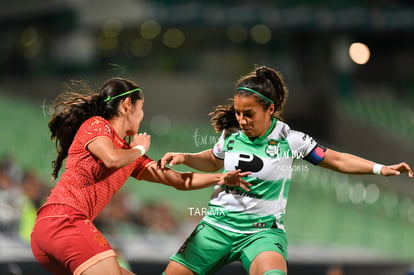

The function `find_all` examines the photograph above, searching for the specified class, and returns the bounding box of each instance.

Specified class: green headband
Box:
[104,88,141,102]
[236,87,274,104]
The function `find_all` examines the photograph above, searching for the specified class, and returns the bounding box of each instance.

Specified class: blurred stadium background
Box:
[1,0,414,274]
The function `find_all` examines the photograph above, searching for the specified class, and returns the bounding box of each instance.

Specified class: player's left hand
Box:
[218,169,252,191]
[382,162,414,178]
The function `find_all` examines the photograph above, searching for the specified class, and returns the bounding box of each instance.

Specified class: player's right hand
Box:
[159,152,185,169]
[383,162,414,178]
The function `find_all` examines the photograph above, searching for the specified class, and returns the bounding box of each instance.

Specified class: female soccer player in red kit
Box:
[30,77,251,275]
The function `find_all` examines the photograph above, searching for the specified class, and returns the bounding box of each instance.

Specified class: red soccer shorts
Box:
[31,204,116,275]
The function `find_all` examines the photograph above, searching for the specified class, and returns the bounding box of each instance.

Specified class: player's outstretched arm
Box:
[319,149,413,177]
[159,149,223,172]
[140,163,251,191]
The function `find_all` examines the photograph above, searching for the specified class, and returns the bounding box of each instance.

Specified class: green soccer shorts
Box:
[170,220,288,275]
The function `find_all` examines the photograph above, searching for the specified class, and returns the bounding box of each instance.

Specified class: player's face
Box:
[234,95,274,138]
[126,99,144,135]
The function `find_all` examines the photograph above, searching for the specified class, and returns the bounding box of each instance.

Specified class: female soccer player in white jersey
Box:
[160,66,413,275]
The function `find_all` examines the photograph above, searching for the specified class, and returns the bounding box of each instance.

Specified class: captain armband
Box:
[304,145,327,165]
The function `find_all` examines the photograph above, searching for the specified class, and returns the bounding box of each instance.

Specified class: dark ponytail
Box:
[210,65,289,133]
[238,66,288,119]
[48,78,142,179]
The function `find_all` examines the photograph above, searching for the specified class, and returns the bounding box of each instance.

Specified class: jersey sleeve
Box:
[77,117,113,148]
[212,130,226,160]
[131,155,156,179]
[286,130,320,161]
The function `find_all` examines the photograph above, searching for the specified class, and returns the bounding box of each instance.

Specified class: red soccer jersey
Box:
[42,116,154,220]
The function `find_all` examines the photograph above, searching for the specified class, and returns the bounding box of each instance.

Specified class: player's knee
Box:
[263,269,287,275]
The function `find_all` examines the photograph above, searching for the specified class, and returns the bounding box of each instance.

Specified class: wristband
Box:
[133,145,146,156]
[373,163,384,175]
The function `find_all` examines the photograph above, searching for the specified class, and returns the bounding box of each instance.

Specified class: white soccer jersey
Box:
[203,118,320,233]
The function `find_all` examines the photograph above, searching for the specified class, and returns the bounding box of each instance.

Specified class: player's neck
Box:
[108,117,128,139]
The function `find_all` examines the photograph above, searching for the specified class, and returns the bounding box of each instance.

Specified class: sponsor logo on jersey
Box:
[236,153,263,172]
[224,186,263,199]
[227,139,235,150]
[253,222,267,228]
[274,242,285,253]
